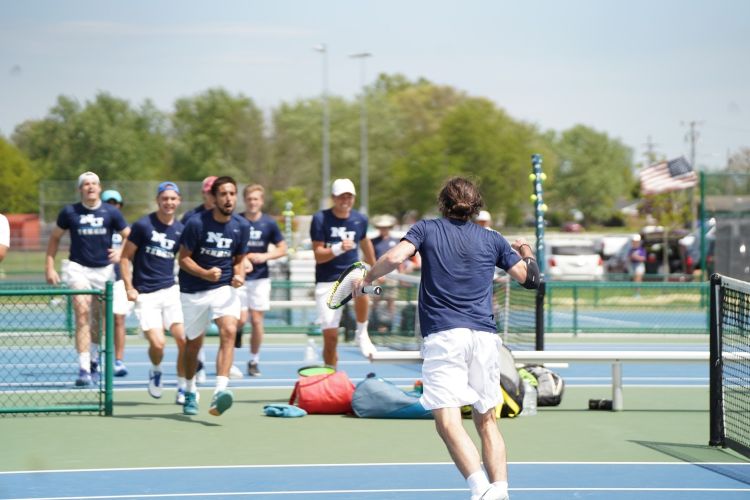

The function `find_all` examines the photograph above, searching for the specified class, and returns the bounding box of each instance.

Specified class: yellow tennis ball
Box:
[540,173,547,181]
[529,173,536,182]
[530,194,537,202]
[540,203,548,212]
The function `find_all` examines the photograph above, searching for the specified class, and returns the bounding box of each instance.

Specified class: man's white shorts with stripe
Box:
[181,285,240,340]
[134,284,183,332]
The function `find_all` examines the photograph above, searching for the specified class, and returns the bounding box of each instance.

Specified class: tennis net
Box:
[367,272,544,351]
[709,274,750,458]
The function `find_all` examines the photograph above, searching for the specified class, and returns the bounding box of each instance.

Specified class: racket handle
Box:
[362,285,382,296]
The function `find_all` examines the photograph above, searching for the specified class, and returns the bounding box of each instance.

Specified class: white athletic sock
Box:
[250,353,260,364]
[89,343,99,360]
[198,349,206,362]
[355,321,369,338]
[152,363,162,373]
[79,352,91,371]
[177,377,187,390]
[187,378,197,393]
[467,470,490,498]
[215,376,229,393]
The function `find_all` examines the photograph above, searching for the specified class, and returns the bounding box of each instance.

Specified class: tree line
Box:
[1,73,648,226]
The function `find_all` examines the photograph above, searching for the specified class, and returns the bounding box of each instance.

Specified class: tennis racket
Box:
[326,261,382,309]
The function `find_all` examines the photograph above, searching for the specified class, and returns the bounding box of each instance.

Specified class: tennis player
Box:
[177,176,250,416]
[45,172,130,387]
[237,184,287,376]
[101,189,132,377]
[120,182,188,403]
[179,175,217,224]
[354,177,540,500]
[310,178,376,368]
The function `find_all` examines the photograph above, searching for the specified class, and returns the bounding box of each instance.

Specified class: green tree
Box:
[548,125,634,225]
[170,88,266,183]
[0,137,39,212]
[12,93,169,181]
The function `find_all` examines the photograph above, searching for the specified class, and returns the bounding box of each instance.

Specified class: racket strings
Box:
[330,268,366,306]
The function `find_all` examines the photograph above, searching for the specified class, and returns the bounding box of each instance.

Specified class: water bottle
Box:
[521,379,537,416]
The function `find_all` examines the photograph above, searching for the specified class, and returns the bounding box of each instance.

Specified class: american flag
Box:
[639,156,698,195]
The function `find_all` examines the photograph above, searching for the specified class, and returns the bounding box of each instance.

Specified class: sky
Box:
[2,0,749,170]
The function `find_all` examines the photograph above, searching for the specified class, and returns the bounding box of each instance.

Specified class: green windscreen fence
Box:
[0,284,114,415]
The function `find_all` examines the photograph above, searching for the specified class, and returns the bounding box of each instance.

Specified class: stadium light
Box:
[314,43,330,209]
[349,52,372,215]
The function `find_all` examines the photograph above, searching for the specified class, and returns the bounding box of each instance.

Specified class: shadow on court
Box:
[633,440,750,485]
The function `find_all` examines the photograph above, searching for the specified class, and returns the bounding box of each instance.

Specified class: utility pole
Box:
[682,120,703,230]
[642,135,660,166]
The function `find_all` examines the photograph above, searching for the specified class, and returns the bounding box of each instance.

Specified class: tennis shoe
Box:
[148,370,163,399]
[176,388,186,405]
[195,360,207,384]
[229,364,243,379]
[247,361,261,377]
[478,485,509,500]
[114,359,128,377]
[355,331,378,358]
[90,361,100,385]
[75,369,92,387]
[208,390,234,416]
[183,392,199,415]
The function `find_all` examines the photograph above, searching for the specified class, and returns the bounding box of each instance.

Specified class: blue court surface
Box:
[2,462,749,499]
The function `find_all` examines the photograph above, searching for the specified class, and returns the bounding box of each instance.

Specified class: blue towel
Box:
[263,404,307,418]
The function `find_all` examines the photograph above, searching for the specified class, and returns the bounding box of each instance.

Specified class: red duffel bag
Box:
[289,371,355,414]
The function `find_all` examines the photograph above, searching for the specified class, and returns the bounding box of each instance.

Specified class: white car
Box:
[545,239,604,280]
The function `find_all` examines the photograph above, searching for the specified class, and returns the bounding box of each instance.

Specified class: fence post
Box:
[104,281,114,416]
[573,284,579,335]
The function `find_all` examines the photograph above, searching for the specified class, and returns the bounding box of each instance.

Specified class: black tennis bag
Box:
[522,364,565,406]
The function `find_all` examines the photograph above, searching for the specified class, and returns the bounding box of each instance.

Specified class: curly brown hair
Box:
[438,177,483,221]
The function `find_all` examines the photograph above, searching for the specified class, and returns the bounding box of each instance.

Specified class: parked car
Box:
[546,239,604,280]
[679,221,716,276]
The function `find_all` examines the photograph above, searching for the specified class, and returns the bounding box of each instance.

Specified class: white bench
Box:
[371,350,710,411]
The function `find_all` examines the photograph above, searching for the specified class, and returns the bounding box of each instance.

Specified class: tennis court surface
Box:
[2,335,749,500]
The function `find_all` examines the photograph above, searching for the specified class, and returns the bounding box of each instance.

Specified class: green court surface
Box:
[3,385,746,473]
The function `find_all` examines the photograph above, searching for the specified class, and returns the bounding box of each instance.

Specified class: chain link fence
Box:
[0,284,114,415]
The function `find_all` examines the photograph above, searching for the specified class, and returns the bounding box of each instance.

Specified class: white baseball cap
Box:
[331,178,356,196]
[476,210,491,222]
[77,171,100,188]
[632,234,642,242]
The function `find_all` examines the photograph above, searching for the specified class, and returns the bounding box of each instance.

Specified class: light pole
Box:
[314,43,330,209]
[350,52,371,215]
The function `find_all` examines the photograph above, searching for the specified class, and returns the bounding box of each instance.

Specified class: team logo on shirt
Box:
[200,231,233,257]
[77,214,107,235]
[247,227,264,248]
[145,230,177,259]
[330,227,355,241]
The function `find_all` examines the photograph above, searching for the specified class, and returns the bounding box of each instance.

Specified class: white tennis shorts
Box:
[62,260,115,291]
[237,278,272,311]
[315,281,343,330]
[113,279,135,316]
[419,328,502,414]
[181,285,240,340]
[134,284,183,332]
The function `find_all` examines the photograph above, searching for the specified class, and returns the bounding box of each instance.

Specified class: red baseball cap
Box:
[202,176,218,193]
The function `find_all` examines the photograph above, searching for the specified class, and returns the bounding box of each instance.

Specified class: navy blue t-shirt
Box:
[128,213,183,294]
[372,234,399,260]
[310,209,369,283]
[178,210,250,293]
[403,218,521,337]
[179,204,207,225]
[244,213,284,281]
[56,202,128,268]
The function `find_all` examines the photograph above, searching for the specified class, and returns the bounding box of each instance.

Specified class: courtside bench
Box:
[371,350,709,411]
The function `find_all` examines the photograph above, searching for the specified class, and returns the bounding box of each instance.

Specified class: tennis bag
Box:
[351,374,433,419]
[289,371,355,414]
[461,343,525,418]
[521,364,565,406]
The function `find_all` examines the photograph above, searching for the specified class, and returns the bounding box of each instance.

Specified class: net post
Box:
[535,281,545,351]
[104,280,114,416]
[708,273,724,447]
